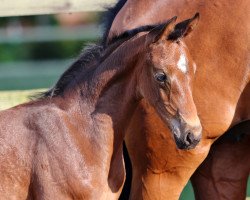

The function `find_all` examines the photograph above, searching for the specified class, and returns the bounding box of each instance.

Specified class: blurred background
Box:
[0,2,249,200]
[0,13,100,91]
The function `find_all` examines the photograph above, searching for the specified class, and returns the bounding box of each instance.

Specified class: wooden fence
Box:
[0,0,118,109]
[0,0,116,17]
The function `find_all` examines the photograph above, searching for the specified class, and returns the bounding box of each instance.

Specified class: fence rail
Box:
[0,0,116,17]
[0,25,100,44]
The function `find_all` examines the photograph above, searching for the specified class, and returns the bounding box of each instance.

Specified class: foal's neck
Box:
[73,34,145,148]
[50,35,146,192]
[89,41,143,150]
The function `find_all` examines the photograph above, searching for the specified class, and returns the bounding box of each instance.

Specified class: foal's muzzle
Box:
[174,129,201,150]
[171,117,202,150]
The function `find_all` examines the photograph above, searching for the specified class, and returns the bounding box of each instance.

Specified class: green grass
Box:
[0,89,45,110]
[180,181,195,200]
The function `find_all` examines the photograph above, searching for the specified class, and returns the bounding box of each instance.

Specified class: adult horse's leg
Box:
[191,121,250,200]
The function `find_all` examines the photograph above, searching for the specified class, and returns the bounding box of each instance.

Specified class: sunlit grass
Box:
[0,89,45,110]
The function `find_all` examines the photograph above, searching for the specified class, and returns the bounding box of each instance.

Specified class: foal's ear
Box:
[146,16,177,45]
[168,13,200,41]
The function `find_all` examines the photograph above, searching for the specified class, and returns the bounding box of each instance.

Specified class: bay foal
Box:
[0,16,200,199]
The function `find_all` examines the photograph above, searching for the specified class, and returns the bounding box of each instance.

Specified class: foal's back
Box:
[0,100,109,199]
[0,102,69,199]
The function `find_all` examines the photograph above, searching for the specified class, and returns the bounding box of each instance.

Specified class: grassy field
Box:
[0,89,45,110]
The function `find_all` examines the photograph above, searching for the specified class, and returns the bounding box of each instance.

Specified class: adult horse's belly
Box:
[231,83,250,126]
[192,69,244,138]
[189,31,250,138]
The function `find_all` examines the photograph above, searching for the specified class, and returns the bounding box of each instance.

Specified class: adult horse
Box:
[0,16,201,199]
[102,0,250,199]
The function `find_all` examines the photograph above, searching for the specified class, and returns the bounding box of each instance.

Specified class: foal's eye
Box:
[155,72,167,83]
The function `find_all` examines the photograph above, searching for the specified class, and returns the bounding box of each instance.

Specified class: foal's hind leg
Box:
[191,121,250,200]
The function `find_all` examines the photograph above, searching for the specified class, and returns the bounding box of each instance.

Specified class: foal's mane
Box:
[38,45,104,98]
[38,23,164,99]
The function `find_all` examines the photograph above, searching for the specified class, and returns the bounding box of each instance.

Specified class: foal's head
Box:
[138,14,201,149]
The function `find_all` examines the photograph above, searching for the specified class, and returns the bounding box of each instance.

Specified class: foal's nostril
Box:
[185,132,195,145]
[174,130,200,150]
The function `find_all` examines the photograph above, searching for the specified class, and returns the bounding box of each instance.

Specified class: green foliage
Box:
[0,15,58,27]
[0,14,98,61]
[0,40,97,62]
